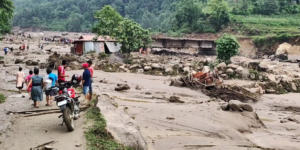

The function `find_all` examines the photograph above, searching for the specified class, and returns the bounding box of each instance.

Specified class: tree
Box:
[215,34,240,64]
[205,0,230,31]
[92,5,123,36]
[262,0,279,15]
[0,0,14,33]
[93,6,152,53]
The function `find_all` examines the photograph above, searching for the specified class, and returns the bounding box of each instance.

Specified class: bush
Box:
[0,94,6,103]
[215,34,240,64]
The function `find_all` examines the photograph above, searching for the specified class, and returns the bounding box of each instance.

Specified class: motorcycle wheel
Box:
[63,107,75,131]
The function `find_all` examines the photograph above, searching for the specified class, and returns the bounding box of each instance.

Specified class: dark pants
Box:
[89,78,93,95]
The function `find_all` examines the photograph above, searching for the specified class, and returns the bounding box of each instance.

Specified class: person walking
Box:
[16,67,25,94]
[44,68,58,106]
[81,63,91,101]
[25,70,34,99]
[4,47,8,55]
[58,60,69,84]
[87,60,94,101]
[28,68,44,108]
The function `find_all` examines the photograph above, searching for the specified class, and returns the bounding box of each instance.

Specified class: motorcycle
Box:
[54,75,81,132]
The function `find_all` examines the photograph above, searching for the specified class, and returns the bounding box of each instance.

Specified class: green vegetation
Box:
[85,107,128,150]
[0,94,6,103]
[216,34,240,64]
[93,6,151,53]
[0,0,14,34]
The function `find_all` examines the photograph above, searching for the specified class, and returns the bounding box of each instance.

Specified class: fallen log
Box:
[30,141,56,150]
[23,110,61,117]
[7,106,89,115]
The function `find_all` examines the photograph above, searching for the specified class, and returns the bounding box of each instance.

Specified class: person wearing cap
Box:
[87,60,94,101]
[58,60,69,83]
[81,63,91,100]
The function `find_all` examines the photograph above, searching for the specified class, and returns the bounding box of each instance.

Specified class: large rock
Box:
[97,95,148,149]
[216,62,226,70]
[170,79,183,87]
[228,100,253,112]
[226,68,234,74]
[151,63,161,69]
[25,60,39,66]
[235,66,244,74]
[258,62,269,72]
[291,82,297,91]
[129,64,139,70]
[276,42,292,55]
[227,64,239,69]
[165,68,174,74]
[15,59,23,64]
[144,66,152,71]
[183,66,190,73]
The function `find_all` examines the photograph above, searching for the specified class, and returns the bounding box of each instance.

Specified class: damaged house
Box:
[71,35,122,55]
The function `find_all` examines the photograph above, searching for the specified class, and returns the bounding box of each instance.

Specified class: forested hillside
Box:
[12,0,300,35]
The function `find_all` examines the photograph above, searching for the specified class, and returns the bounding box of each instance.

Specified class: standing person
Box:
[41,44,44,50]
[58,60,69,84]
[87,60,94,101]
[81,63,91,101]
[22,44,25,51]
[44,69,58,106]
[25,70,34,99]
[16,67,25,94]
[4,47,8,55]
[27,45,29,51]
[28,68,44,108]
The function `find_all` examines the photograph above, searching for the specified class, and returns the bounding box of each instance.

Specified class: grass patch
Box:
[0,94,5,103]
[0,56,4,60]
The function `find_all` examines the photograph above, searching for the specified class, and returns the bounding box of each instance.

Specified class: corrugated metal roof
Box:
[74,35,117,42]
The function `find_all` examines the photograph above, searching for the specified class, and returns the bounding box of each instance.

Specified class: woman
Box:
[28,68,44,108]
[25,70,33,99]
[16,67,25,94]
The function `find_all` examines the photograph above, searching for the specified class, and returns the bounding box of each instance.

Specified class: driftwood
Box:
[7,106,89,115]
[23,110,62,117]
[30,141,56,150]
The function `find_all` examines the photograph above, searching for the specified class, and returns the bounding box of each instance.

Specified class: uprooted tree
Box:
[215,34,240,64]
[92,5,152,53]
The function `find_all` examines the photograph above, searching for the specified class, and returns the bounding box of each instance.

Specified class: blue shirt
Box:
[82,69,91,86]
[48,73,58,87]
[4,48,7,52]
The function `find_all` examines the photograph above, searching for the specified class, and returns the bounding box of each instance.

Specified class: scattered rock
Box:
[169,96,184,103]
[75,144,82,147]
[280,119,289,123]
[135,85,142,90]
[258,62,269,72]
[14,59,23,64]
[129,64,139,70]
[221,103,230,111]
[266,89,276,94]
[25,60,39,66]
[99,78,108,84]
[227,64,239,69]
[165,68,174,74]
[137,69,144,74]
[145,92,152,95]
[144,66,152,71]
[183,66,190,73]
[291,82,297,91]
[115,84,130,91]
[166,117,175,120]
[151,63,161,69]
[216,62,226,70]
[276,42,292,55]
[170,79,183,87]
[226,68,234,74]
[235,66,244,74]
[227,100,253,112]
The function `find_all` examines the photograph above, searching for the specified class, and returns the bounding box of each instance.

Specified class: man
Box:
[87,60,94,101]
[81,63,91,101]
[44,69,58,106]
[58,60,69,83]
[4,47,8,55]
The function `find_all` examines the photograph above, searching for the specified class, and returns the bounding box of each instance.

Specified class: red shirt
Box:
[88,66,94,77]
[58,66,65,81]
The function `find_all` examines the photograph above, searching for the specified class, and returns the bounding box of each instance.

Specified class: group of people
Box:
[16,59,94,108]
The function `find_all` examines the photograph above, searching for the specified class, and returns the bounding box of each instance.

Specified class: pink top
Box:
[26,74,33,82]
[88,66,94,77]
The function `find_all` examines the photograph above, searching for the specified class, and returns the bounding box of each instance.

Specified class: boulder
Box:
[14,59,23,64]
[184,63,191,67]
[170,79,183,87]
[97,95,148,149]
[0,60,4,64]
[235,66,244,74]
[65,67,72,71]
[165,68,174,74]
[221,103,230,111]
[248,61,260,70]
[169,96,185,103]
[25,60,39,66]
[227,64,239,69]
[276,42,292,55]
[129,64,139,70]
[228,100,253,112]
[226,68,234,74]
[115,84,130,91]
[144,66,152,71]
[277,54,288,60]
[258,62,269,72]
[291,82,297,91]
[266,89,276,94]
[151,63,161,69]
[216,62,226,70]
[202,66,210,73]
[183,66,190,73]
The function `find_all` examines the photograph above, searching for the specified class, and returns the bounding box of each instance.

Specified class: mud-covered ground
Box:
[0,31,300,150]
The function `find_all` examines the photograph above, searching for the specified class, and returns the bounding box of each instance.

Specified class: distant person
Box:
[41,44,44,50]
[4,47,8,55]
[22,44,25,51]
[25,70,34,99]
[9,47,13,53]
[58,60,69,83]
[81,63,91,101]
[44,68,58,107]
[87,60,94,101]
[16,67,25,94]
[27,45,29,51]
[28,68,44,108]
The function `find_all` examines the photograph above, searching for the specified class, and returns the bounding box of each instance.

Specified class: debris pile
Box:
[221,100,254,112]
[115,84,130,91]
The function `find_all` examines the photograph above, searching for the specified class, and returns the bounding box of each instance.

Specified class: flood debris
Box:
[30,141,56,150]
[115,84,130,91]
[171,72,260,102]
[221,100,254,112]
